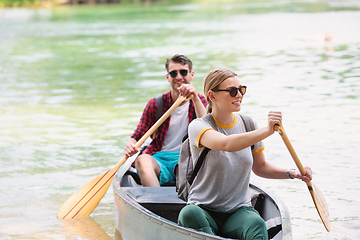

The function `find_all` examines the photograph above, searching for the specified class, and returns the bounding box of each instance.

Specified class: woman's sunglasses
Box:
[168,69,189,78]
[212,85,247,97]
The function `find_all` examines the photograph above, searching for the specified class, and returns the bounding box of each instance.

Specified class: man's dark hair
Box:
[165,54,193,72]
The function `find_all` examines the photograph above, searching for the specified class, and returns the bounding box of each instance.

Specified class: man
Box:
[124,54,207,187]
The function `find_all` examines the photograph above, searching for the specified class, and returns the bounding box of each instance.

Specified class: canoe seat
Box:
[124,186,185,204]
[123,186,185,223]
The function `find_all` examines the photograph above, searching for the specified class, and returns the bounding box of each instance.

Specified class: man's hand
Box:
[124,138,140,157]
[178,84,197,98]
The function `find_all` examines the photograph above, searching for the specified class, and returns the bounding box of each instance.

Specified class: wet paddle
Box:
[57,94,193,219]
[274,125,330,232]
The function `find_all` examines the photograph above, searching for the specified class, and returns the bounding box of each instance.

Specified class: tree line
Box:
[0,0,158,7]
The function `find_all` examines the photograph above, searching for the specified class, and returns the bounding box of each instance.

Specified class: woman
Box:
[177,68,312,240]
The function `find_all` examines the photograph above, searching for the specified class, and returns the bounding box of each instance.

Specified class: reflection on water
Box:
[1,1,360,239]
[61,217,113,240]
[114,229,123,240]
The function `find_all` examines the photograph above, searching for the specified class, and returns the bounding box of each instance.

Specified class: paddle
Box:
[57,94,193,220]
[274,125,330,232]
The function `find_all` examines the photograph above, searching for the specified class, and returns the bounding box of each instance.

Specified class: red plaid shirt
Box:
[131,91,207,155]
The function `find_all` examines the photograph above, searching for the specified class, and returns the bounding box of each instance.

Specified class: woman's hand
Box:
[267,111,282,133]
[290,166,313,182]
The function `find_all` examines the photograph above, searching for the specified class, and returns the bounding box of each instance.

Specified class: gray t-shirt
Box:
[187,113,264,211]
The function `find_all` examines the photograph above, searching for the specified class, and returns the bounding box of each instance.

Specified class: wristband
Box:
[287,169,295,179]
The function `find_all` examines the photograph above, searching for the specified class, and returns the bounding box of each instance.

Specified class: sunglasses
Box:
[212,85,247,97]
[168,69,189,78]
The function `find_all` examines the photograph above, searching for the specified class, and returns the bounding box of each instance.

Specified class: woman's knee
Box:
[242,210,267,239]
[178,205,216,235]
[250,216,267,236]
[178,205,203,227]
[222,207,268,240]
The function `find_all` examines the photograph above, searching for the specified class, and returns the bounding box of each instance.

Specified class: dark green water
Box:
[1,1,360,239]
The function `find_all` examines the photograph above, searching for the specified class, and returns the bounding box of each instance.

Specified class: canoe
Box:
[112,162,292,240]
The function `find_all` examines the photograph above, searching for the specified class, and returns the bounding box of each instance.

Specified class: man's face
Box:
[166,62,194,91]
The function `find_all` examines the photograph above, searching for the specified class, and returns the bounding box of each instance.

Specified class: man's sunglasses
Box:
[212,85,247,97]
[168,69,189,78]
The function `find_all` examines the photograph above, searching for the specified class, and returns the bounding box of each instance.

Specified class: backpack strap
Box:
[187,114,215,185]
[189,147,210,185]
[180,132,210,185]
[239,115,256,150]
[148,94,164,139]
[155,94,164,123]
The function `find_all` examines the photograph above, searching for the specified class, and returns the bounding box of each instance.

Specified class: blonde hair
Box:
[203,68,238,113]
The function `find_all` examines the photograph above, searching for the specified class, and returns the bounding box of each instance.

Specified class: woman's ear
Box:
[208,90,216,102]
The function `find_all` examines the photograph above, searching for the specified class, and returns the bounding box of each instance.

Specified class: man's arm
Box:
[192,93,206,118]
[178,84,206,118]
[124,98,156,157]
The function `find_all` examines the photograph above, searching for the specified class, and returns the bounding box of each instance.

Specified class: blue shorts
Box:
[152,151,179,185]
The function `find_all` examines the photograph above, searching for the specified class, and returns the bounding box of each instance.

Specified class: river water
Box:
[0,1,359,239]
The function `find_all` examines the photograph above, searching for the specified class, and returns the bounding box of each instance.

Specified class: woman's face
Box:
[214,76,244,112]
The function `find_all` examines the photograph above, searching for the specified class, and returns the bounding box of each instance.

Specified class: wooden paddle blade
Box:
[57,159,123,219]
[307,182,331,232]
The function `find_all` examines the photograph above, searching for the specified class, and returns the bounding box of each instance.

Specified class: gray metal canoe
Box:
[112,167,292,240]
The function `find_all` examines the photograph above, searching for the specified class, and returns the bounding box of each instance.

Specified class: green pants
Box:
[178,205,268,240]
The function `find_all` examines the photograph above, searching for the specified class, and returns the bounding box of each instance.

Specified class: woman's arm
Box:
[252,151,288,179]
[252,151,312,182]
[200,111,281,152]
[200,126,271,152]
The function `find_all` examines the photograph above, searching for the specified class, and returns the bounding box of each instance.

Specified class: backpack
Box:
[155,94,164,123]
[174,114,256,202]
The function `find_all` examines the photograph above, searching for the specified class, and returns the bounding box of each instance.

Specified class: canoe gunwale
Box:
[250,183,292,239]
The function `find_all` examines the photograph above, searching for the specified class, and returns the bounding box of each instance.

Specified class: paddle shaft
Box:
[135,95,193,148]
[274,125,307,176]
[274,124,330,232]
[115,95,193,169]
[112,94,194,171]
[274,125,313,193]
[108,94,194,189]
[57,94,193,219]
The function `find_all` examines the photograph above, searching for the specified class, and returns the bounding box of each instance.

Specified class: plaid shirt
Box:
[131,91,207,155]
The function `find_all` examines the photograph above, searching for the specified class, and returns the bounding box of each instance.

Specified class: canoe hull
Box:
[112,172,292,240]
